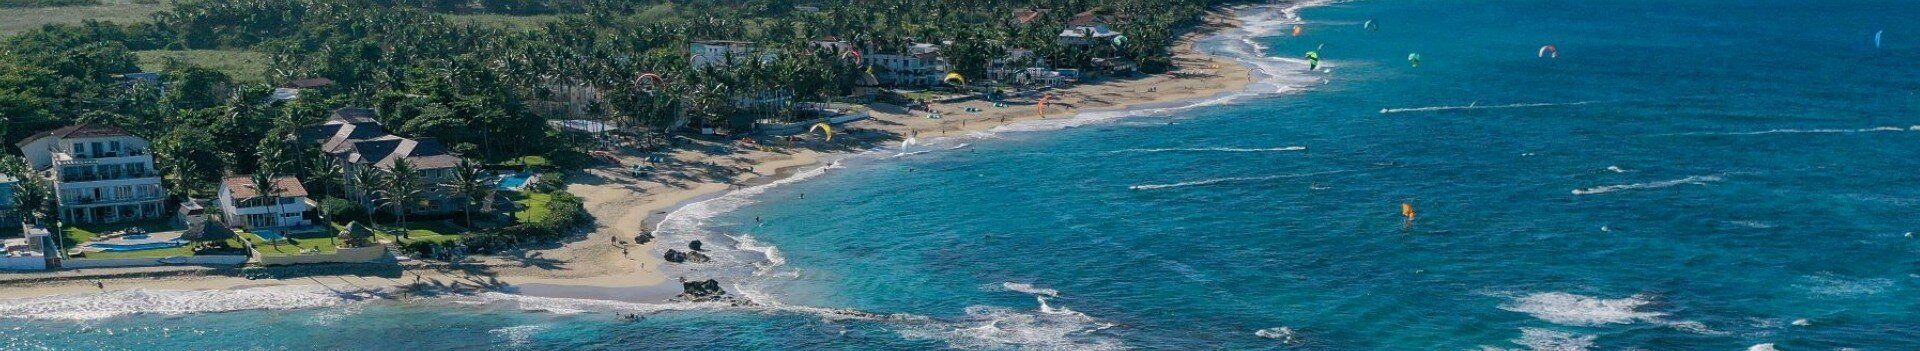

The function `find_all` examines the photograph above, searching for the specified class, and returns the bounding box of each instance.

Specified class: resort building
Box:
[1011,8,1050,26]
[1057,11,1124,46]
[690,40,779,69]
[300,108,465,216]
[217,176,316,229]
[863,43,950,87]
[14,124,166,224]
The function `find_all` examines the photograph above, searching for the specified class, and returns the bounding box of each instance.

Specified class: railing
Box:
[62,195,164,206]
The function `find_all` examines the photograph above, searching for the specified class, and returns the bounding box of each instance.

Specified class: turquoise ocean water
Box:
[5,0,1919,349]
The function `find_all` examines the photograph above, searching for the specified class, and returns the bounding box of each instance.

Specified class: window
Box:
[72,143,85,154]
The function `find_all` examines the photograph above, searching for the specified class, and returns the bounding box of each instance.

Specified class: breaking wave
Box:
[1107,146,1306,154]
[0,286,378,321]
[1379,101,1603,114]
[1000,282,1060,297]
[1571,175,1722,195]
[1479,327,1595,351]
[1131,170,1344,190]
[1660,125,1920,136]
[1498,292,1665,326]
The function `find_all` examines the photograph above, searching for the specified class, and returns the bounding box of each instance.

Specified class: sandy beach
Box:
[0,7,1257,303]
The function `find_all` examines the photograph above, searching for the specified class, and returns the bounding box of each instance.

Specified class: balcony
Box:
[58,170,157,184]
[53,149,152,166]
[62,194,165,207]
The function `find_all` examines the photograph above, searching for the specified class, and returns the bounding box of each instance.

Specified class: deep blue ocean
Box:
[5,0,1919,349]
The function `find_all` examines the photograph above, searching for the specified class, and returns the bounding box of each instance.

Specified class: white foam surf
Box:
[1747,343,1779,351]
[1001,282,1060,297]
[0,286,377,321]
[1797,274,1894,296]
[1499,292,1665,326]
[1571,175,1722,195]
[1661,125,1920,136]
[1379,101,1603,114]
[1107,146,1307,154]
[1480,327,1595,351]
[1254,326,1299,343]
[1130,170,1343,190]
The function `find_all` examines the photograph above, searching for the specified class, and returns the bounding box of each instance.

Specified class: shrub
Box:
[533,172,566,192]
[321,198,365,223]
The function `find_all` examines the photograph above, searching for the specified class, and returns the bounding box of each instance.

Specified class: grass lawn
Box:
[512,192,553,223]
[62,218,175,248]
[134,49,273,83]
[240,228,340,257]
[443,13,561,31]
[0,0,167,36]
[367,220,468,244]
[497,155,551,169]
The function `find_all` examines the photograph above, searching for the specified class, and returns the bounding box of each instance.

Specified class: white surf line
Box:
[1655,125,1920,137]
[1378,101,1604,114]
[1571,175,1723,196]
[1105,146,1307,154]
[1130,170,1345,190]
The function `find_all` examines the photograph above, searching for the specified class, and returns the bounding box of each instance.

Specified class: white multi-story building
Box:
[14,124,166,224]
[863,43,950,87]
[690,40,779,69]
[217,176,315,229]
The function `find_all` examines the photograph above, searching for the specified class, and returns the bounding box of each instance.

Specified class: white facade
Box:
[217,177,315,229]
[16,126,166,224]
[864,43,949,87]
[690,41,779,69]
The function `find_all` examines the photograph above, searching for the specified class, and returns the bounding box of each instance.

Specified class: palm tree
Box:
[439,159,490,228]
[348,165,384,221]
[380,160,424,237]
[246,172,284,248]
[306,153,341,198]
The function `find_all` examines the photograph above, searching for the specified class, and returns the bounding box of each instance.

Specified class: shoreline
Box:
[0,3,1281,308]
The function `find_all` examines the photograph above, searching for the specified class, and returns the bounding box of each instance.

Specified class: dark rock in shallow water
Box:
[663,249,687,263]
[633,232,654,245]
[678,279,727,301]
[689,240,704,251]
[684,250,711,263]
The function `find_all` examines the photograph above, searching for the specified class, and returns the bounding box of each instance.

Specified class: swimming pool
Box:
[122,234,150,240]
[253,230,285,242]
[89,240,186,252]
[498,172,534,191]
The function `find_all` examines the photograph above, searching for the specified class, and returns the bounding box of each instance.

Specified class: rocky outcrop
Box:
[663,248,711,263]
[689,240,704,251]
[679,279,726,300]
[633,232,654,245]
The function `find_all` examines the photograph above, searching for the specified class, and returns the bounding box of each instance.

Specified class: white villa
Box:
[690,40,779,69]
[218,175,315,229]
[1058,11,1124,46]
[864,43,950,87]
[14,124,166,224]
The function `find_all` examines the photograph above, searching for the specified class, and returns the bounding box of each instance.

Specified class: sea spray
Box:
[1571,175,1723,195]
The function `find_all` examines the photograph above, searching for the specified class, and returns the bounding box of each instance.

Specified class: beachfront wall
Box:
[256,246,387,266]
[758,105,871,135]
[0,256,47,270]
[60,255,248,269]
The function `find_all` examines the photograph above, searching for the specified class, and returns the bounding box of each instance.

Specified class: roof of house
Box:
[14,124,136,148]
[224,176,310,200]
[1013,9,1049,25]
[282,77,334,89]
[301,107,461,171]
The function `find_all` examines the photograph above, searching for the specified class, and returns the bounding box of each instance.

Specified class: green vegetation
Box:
[0,0,165,36]
[61,218,174,249]
[135,50,271,83]
[62,219,247,259]
[513,192,553,223]
[443,13,561,31]
[388,221,468,244]
[241,228,340,256]
[3,0,1229,257]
